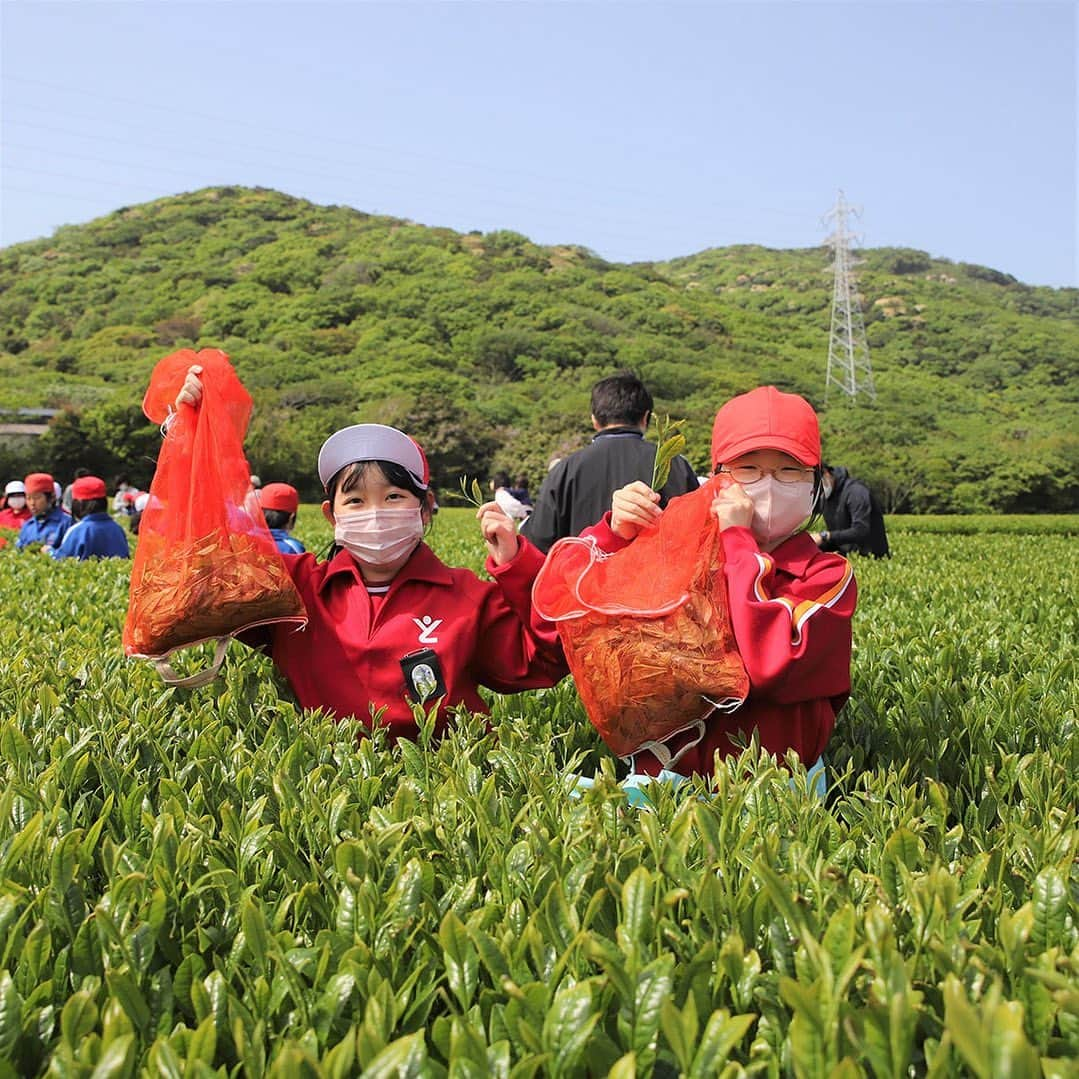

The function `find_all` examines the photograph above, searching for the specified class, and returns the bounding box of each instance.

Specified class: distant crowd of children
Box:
[0,468,308,561]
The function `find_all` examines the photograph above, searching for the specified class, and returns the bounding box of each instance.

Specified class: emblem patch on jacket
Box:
[412,615,442,643]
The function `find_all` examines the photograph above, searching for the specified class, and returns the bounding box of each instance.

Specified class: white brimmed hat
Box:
[4,481,26,496]
[317,424,430,490]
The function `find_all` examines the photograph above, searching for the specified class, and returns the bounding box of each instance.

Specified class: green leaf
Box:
[188,1013,218,1065]
[459,477,485,509]
[619,866,653,948]
[88,1032,135,1078]
[323,1028,357,1079]
[439,911,478,1012]
[266,1044,321,1078]
[542,981,598,1075]
[659,996,698,1073]
[60,990,99,1046]
[689,1009,756,1078]
[242,896,273,974]
[942,975,989,1079]
[146,1037,184,1079]
[361,1030,428,1078]
[986,1000,1040,1078]
[630,954,674,1059]
[1031,867,1066,951]
[0,972,22,1060]
[106,970,151,1036]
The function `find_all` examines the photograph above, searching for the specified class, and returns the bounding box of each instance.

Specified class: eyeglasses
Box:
[718,465,814,485]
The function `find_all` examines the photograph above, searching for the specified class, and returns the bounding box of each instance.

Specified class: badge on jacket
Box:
[400,648,447,703]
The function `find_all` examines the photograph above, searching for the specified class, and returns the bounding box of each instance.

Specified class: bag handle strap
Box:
[153,638,229,688]
[630,719,707,771]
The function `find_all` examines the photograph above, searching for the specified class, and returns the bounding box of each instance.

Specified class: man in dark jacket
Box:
[812,464,890,558]
[521,372,699,553]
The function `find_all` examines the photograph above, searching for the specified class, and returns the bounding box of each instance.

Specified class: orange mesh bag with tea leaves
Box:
[123,349,306,686]
[533,478,749,763]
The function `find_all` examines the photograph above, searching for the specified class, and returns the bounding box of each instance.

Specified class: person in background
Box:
[250,474,262,491]
[588,386,856,791]
[258,482,306,555]
[130,492,151,536]
[61,467,91,513]
[508,475,533,508]
[812,463,890,559]
[521,371,698,553]
[490,471,532,523]
[112,474,136,517]
[16,473,74,552]
[51,475,130,561]
[0,481,31,532]
[172,363,566,744]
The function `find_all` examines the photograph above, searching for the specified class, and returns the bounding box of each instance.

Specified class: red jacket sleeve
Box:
[721,527,856,704]
[576,512,632,554]
[475,536,568,692]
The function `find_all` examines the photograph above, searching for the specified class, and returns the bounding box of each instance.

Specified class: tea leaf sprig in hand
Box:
[650,415,688,491]
[459,476,486,508]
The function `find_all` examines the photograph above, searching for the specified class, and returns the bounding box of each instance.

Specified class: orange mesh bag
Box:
[533,479,749,762]
[123,349,306,686]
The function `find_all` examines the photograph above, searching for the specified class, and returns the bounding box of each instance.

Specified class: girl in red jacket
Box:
[583,386,856,790]
[174,366,566,742]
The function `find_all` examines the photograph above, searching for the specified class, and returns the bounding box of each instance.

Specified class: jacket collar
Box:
[316,542,454,597]
[592,425,645,441]
[769,531,822,575]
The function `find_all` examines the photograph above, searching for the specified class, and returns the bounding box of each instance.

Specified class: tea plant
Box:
[0,518,1075,1076]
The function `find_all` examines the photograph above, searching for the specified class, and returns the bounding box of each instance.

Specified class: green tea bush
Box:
[0,516,1075,1076]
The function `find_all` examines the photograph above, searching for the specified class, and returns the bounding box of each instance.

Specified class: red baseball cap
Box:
[317,424,430,490]
[259,482,299,514]
[72,475,107,500]
[24,472,55,496]
[711,386,821,468]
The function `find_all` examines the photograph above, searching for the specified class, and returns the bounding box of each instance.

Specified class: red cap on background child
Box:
[24,473,55,496]
[259,483,300,514]
[711,386,820,468]
[72,475,108,500]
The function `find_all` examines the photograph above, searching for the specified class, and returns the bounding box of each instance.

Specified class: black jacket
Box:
[520,426,700,553]
[821,467,890,558]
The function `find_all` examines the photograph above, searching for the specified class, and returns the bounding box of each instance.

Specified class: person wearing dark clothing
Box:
[813,465,890,559]
[508,476,533,508]
[520,372,699,553]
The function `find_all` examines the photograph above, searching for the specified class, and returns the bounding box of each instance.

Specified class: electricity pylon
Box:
[823,191,876,401]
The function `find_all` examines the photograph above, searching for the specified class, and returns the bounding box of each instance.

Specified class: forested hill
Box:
[1,185,1076,512]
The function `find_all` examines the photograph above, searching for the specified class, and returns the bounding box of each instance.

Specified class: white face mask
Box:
[821,477,834,499]
[334,507,424,566]
[741,477,814,548]
[6,496,26,511]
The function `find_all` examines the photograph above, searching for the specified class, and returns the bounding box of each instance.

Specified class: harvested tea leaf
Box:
[459,476,486,508]
[651,415,688,491]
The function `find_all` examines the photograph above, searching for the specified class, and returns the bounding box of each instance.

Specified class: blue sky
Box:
[2,1,1075,287]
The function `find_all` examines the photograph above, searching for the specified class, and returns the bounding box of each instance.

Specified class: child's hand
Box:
[478,502,519,565]
[175,365,204,410]
[712,482,755,531]
[611,481,661,540]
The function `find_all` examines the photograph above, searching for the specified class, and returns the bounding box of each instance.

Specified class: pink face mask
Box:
[334,507,424,566]
[741,477,814,548]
